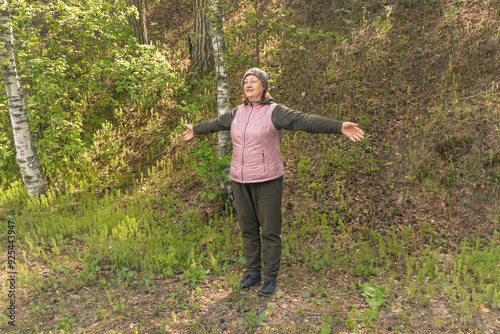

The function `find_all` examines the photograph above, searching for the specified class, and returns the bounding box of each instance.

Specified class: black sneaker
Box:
[257,280,277,297]
[238,274,261,289]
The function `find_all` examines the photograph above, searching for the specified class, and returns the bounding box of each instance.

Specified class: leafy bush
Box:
[188,140,231,201]
[0,0,180,187]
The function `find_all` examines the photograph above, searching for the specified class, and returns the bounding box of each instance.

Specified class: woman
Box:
[183,68,364,297]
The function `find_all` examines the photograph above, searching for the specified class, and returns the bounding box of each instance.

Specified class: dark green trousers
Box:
[232,176,283,281]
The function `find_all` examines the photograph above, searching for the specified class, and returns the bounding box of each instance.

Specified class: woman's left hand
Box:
[341,122,365,142]
[182,124,195,142]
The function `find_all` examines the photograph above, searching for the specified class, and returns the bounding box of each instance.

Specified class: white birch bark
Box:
[208,0,233,207]
[0,0,46,195]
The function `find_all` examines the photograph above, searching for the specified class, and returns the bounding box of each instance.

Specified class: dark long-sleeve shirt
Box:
[193,99,343,136]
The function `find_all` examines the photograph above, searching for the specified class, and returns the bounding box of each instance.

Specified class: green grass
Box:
[1,167,498,332]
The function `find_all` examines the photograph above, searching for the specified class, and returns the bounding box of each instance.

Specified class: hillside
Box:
[0,0,499,333]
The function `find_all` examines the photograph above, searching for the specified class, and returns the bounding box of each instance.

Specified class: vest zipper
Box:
[241,102,254,183]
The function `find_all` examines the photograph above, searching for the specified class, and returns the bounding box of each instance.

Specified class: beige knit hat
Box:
[242,68,269,91]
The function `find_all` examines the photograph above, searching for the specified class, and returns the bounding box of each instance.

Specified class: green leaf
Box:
[321,324,332,334]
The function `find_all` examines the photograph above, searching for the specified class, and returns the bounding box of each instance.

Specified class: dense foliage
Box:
[0,0,179,186]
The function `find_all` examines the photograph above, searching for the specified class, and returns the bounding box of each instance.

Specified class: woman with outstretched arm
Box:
[183,68,365,297]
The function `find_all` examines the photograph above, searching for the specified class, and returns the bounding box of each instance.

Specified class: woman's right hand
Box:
[182,124,195,141]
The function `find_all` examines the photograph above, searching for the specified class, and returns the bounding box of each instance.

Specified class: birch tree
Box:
[0,0,46,195]
[208,0,232,207]
[125,0,148,45]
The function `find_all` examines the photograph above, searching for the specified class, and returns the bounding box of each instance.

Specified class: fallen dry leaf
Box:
[480,305,490,313]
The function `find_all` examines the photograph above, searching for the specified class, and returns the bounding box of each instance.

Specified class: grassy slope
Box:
[0,0,499,333]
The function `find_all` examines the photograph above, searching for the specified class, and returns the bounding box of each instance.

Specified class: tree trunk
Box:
[125,0,148,45]
[0,0,46,195]
[254,0,260,66]
[208,0,233,208]
[190,0,214,77]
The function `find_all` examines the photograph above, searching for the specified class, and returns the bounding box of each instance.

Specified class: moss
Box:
[490,151,500,167]
[486,171,500,185]
[435,135,472,160]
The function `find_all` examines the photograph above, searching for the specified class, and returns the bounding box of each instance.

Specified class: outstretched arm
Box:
[272,105,365,141]
[341,122,365,142]
[272,105,343,133]
[182,106,238,141]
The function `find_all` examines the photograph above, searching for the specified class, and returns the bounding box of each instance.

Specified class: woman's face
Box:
[244,75,265,101]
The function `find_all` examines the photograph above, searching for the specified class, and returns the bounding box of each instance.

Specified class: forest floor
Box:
[4,260,499,334]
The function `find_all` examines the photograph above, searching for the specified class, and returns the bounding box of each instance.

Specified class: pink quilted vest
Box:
[230,102,283,183]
